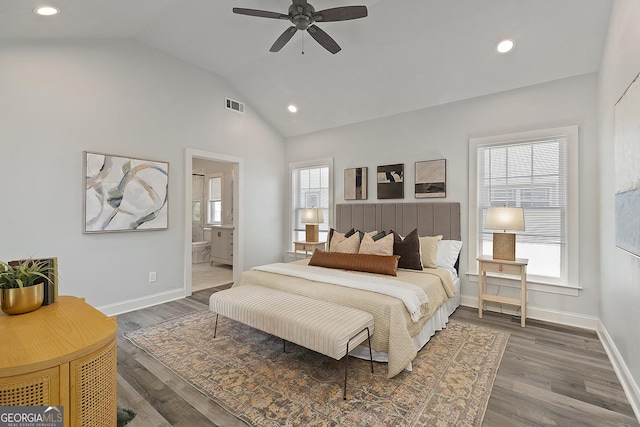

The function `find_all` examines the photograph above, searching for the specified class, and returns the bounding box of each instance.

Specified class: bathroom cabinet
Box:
[210,225,233,265]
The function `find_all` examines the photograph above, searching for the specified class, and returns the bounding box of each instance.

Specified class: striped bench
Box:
[209,284,374,400]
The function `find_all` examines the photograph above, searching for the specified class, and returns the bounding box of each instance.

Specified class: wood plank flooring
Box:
[116,289,639,426]
[192,263,233,292]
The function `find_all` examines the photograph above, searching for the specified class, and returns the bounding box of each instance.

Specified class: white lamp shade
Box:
[485,207,525,231]
[301,208,324,224]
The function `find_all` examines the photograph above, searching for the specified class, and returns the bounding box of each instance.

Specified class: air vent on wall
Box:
[225,97,245,114]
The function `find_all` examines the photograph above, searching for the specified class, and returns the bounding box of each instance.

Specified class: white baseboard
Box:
[460,295,639,423]
[597,321,640,422]
[97,288,186,317]
[459,295,599,330]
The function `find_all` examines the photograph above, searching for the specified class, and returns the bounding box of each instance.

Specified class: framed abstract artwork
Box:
[415,159,446,198]
[344,167,368,200]
[84,151,169,233]
[614,73,640,257]
[377,163,404,199]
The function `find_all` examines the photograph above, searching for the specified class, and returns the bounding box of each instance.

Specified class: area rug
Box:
[124,311,509,426]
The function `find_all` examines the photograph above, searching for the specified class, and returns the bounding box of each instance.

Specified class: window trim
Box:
[288,158,333,251]
[468,126,580,291]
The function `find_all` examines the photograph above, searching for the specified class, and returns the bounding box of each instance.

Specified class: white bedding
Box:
[234,261,455,378]
[253,263,429,321]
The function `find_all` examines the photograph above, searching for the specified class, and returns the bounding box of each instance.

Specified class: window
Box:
[290,159,333,247]
[469,126,579,288]
[207,174,223,224]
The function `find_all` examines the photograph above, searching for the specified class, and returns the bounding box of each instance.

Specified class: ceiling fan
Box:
[233,0,368,54]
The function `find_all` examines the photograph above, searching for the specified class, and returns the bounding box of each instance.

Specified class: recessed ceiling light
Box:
[34,6,60,16]
[288,105,298,113]
[496,39,514,54]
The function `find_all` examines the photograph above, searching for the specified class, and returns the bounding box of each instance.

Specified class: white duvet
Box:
[252,263,428,322]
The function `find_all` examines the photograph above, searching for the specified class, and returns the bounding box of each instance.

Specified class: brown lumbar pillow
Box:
[309,250,400,276]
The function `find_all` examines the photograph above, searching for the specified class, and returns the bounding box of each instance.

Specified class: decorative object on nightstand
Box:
[484,206,525,261]
[301,208,324,242]
[0,258,57,315]
[477,256,528,327]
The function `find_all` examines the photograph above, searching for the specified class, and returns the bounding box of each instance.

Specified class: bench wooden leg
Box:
[214,314,219,338]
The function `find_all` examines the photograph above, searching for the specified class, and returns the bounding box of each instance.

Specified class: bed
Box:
[234,202,462,378]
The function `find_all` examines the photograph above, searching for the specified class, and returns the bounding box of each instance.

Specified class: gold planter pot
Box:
[1,283,44,315]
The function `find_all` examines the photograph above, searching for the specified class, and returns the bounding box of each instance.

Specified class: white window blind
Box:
[207,175,222,224]
[478,136,567,281]
[469,126,578,291]
[291,161,331,246]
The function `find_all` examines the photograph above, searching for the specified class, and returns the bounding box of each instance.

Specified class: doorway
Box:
[185,149,242,295]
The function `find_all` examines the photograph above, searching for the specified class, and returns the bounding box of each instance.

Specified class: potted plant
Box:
[0,259,52,315]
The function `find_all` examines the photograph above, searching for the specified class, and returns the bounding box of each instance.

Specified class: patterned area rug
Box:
[124,311,509,426]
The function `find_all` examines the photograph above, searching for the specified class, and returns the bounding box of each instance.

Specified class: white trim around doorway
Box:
[185,148,243,296]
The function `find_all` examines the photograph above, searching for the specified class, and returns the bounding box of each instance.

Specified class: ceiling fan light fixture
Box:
[288,105,298,113]
[34,6,60,16]
[496,39,514,54]
[233,1,368,54]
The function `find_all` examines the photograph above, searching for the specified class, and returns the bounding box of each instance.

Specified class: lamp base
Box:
[305,224,319,242]
[492,232,516,261]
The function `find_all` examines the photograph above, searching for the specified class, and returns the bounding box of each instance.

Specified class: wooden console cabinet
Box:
[0,296,117,427]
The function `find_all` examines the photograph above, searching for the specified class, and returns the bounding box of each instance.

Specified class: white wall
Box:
[286,73,600,321]
[598,0,640,413]
[0,39,285,311]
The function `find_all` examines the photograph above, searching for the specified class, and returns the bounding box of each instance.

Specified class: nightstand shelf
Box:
[477,256,528,327]
[293,241,326,260]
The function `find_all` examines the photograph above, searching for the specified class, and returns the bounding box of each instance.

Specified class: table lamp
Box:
[301,208,324,242]
[484,206,525,261]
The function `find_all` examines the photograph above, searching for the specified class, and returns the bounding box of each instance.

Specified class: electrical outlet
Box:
[149,271,157,283]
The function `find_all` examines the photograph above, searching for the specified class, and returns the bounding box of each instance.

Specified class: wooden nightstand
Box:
[293,241,326,260]
[477,256,528,327]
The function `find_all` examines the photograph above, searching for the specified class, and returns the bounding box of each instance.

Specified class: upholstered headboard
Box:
[335,202,461,240]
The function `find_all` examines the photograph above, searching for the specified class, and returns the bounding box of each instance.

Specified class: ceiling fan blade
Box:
[232,8,288,20]
[314,6,368,22]
[270,26,298,52]
[307,25,341,54]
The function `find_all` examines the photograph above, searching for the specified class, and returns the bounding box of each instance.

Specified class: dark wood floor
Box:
[116,287,639,426]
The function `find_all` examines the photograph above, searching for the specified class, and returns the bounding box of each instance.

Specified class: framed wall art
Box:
[377,163,404,199]
[415,159,446,198]
[84,151,169,233]
[344,167,368,200]
[614,73,640,257]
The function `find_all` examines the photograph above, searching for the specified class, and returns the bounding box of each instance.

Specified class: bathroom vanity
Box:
[210,224,233,265]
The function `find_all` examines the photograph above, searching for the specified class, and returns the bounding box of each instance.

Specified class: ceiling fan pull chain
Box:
[301,31,305,55]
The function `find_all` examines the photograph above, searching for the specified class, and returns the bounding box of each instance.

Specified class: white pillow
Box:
[358,233,394,256]
[436,240,463,270]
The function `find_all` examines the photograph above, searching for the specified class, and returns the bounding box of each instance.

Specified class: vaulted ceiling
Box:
[0,0,612,137]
